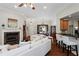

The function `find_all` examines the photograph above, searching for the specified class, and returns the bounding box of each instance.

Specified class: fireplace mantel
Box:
[1,29,21,32]
[0,29,22,45]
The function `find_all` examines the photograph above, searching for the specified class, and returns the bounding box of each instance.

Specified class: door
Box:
[50,26,56,39]
[23,25,26,40]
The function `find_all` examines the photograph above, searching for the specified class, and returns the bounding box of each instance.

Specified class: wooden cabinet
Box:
[60,19,64,30]
[60,19,69,31]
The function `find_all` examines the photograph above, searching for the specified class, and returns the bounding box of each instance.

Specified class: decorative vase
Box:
[2,24,5,29]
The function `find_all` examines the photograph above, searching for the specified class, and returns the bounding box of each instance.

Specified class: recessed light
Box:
[68,15,71,18]
[43,6,47,9]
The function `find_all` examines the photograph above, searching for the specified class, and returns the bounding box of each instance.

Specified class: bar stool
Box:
[62,36,78,56]
[56,34,63,48]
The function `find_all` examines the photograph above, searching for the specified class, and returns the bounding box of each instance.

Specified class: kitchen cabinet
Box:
[60,19,69,31]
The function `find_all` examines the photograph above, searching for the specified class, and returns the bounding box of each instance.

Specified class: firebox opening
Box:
[4,32,20,45]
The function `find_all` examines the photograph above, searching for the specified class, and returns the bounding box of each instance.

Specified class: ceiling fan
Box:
[15,3,35,10]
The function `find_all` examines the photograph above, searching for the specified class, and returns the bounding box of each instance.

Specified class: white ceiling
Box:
[0,3,72,18]
[63,11,79,20]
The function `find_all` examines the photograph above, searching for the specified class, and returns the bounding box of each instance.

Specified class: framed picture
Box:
[37,24,48,35]
[8,18,18,28]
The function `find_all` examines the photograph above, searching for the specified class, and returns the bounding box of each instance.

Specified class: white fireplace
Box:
[0,29,22,45]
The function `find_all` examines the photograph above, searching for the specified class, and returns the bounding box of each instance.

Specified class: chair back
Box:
[56,34,61,39]
[63,36,70,44]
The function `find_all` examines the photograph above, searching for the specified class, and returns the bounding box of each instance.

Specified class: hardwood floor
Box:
[46,39,75,56]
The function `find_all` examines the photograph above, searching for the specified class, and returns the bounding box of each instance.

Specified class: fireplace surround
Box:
[0,29,22,45]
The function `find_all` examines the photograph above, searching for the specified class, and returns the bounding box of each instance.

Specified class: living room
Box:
[0,0,79,57]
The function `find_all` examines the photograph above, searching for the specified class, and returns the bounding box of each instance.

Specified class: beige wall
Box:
[26,18,52,35]
[0,6,54,42]
[0,7,25,41]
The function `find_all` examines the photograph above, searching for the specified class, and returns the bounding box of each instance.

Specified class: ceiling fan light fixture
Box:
[30,4,33,8]
[14,3,35,10]
[23,4,27,7]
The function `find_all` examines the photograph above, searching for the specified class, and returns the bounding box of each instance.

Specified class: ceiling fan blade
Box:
[32,7,35,10]
[18,3,24,7]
